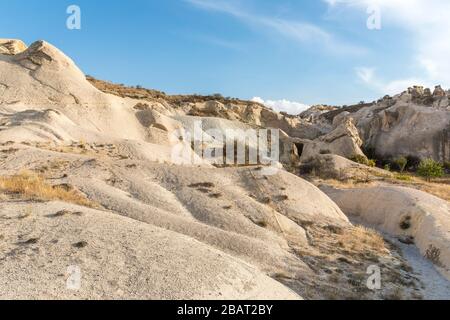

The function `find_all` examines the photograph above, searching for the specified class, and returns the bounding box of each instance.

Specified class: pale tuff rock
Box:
[408,86,425,100]
[299,104,338,122]
[300,118,365,162]
[184,100,324,141]
[302,154,391,181]
[0,39,27,55]
[0,39,356,300]
[332,111,351,128]
[1,38,449,299]
[0,201,301,300]
[351,100,450,161]
[433,85,446,97]
[314,86,450,162]
[324,186,450,280]
[403,85,449,106]
[0,40,106,108]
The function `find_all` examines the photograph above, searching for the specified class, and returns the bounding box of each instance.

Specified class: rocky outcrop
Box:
[324,186,450,280]
[300,118,365,162]
[433,85,446,98]
[357,103,449,161]
[0,39,27,55]
[2,40,364,299]
[301,154,391,180]
[2,38,449,300]
[300,104,338,122]
[318,86,450,162]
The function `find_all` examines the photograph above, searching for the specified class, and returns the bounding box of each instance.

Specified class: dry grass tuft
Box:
[0,170,96,208]
[340,226,386,252]
[316,174,450,202]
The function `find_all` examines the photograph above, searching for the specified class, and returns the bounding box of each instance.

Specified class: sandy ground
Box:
[347,213,450,300]
[395,239,450,300]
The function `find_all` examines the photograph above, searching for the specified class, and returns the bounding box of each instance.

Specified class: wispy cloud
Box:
[356,66,433,96]
[186,0,367,55]
[252,97,310,115]
[326,0,450,91]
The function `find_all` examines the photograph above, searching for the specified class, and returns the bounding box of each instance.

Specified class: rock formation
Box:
[1,39,449,299]
[313,87,450,162]
[0,40,350,299]
[0,39,27,55]
[299,118,365,162]
[324,186,450,280]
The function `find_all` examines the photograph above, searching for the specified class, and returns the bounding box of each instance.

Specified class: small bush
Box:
[349,154,369,166]
[394,156,408,172]
[350,155,376,168]
[367,159,376,167]
[417,159,444,180]
[425,245,442,266]
[384,164,391,171]
[395,174,413,182]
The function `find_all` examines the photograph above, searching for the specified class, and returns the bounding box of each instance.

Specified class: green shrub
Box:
[417,159,444,180]
[367,159,377,167]
[349,155,376,167]
[384,164,391,171]
[394,156,408,173]
[395,174,413,182]
[350,154,369,166]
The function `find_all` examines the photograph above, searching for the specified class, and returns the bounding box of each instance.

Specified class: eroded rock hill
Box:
[1,39,449,299]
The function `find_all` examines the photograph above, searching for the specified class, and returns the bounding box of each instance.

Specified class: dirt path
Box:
[393,238,450,300]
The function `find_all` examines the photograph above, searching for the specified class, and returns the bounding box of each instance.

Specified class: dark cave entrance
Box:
[295,143,304,157]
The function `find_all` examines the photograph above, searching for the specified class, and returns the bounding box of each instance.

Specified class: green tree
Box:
[394,156,408,173]
[417,159,444,180]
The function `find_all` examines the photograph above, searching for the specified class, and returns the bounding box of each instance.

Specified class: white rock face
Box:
[0,40,353,299]
[344,93,450,162]
[2,39,449,299]
[324,186,450,280]
[301,118,365,161]
[0,202,300,300]
[305,154,390,180]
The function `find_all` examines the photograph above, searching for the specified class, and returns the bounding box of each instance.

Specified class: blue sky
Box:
[1,0,448,113]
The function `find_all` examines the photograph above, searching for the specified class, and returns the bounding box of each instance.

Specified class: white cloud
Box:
[186,0,366,55]
[252,97,310,115]
[356,66,433,96]
[326,0,450,90]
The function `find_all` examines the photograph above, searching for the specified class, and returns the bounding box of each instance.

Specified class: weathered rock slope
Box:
[1,39,449,299]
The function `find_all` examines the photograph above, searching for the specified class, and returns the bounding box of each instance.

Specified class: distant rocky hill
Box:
[86,76,265,109]
[89,74,450,165]
[314,86,450,163]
